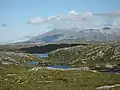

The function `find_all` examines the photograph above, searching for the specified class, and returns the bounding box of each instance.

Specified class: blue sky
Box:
[0,0,120,43]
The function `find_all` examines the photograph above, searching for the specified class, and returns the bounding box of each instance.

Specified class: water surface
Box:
[33,53,48,58]
[48,65,71,69]
[27,61,39,65]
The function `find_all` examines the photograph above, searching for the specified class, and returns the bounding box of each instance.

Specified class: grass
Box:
[48,43,120,68]
[0,42,120,90]
[0,65,120,90]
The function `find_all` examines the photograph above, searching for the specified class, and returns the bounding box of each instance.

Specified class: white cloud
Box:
[47,15,61,22]
[27,17,44,24]
[25,10,120,29]
[27,10,93,24]
[93,11,120,27]
[111,22,118,27]
[68,10,79,15]
[84,12,93,18]
[48,16,57,21]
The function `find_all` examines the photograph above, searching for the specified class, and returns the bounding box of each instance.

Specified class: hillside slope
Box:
[49,43,120,68]
[13,27,120,44]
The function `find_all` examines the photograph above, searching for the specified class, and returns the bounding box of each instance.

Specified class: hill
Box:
[12,27,120,44]
[49,42,120,69]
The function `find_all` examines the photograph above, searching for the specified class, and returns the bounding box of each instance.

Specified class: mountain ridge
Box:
[10,27,120,44]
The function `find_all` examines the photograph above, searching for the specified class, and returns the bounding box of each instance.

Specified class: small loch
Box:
[32,53,48,58]
[47,65,71,69]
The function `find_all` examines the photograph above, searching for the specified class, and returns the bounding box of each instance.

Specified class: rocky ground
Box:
[49,42,120,68]
[0,51,38,65]
[0,65,120,90]
[0,42,120,90]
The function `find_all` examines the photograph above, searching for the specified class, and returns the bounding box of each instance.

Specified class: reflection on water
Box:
[48,65,71,69]
[33,53,48,58]
[27,61,39,65]
[27,62,71,69]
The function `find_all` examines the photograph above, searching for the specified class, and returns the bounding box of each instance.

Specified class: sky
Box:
[0,0,120,44]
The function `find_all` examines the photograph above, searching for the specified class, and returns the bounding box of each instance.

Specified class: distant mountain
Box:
[102,27,112,30]
[22,28,82,43]
[12,27,120,44]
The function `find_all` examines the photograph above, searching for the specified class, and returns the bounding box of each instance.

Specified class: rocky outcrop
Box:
[0,51,37,65]
[49,43,120,68]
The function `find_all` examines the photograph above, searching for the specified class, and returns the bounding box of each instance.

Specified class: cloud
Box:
[25,10,119,29]
[47,15,61,23]
[0,24,6,28]
[24,36,34,39]
[27,10,93,25]
[27,17,44,24]
[68,10,79,15]
[48,16,59,21]
[93,11,120,27]
[84,12,93,17]
[110,11,120,17]
[94,10,120,17]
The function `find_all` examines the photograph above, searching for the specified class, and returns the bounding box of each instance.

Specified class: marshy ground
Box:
[0,65,120,90]
[0,42,120,90]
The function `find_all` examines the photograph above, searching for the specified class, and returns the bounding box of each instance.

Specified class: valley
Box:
[0,41,120,90]
[1,1,120,89]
